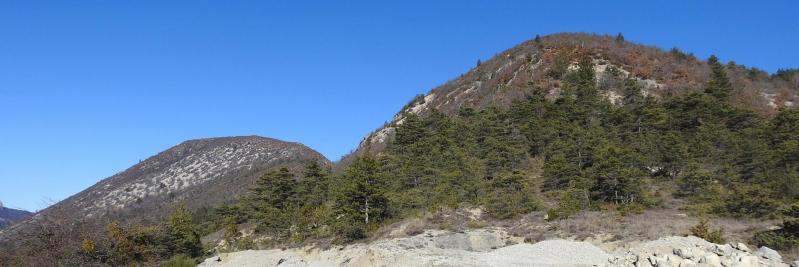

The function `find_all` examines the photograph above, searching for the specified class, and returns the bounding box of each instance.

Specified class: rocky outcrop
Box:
[200,229,792,267]
[610,236,786,267]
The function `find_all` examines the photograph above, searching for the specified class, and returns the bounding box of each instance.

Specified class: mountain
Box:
[341,32,798,166]
[0,202,32,230]
[1,136,329,240]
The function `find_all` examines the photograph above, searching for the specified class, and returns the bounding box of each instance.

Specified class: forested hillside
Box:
[201,52,799,257]
[344,33,798,168]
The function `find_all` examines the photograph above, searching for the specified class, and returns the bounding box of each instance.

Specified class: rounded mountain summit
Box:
[11,136,329,229]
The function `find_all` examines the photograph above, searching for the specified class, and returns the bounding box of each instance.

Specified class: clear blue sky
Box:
[1,1,797,212]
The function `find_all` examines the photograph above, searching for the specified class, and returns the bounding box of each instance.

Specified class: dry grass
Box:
[508,209,776,244]
[368,204,779,250]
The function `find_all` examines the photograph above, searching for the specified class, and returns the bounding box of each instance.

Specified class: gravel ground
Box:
[200,228,788,267]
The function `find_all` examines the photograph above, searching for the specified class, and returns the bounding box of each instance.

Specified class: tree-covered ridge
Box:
[203,54,799,249]
[345,33,798,172]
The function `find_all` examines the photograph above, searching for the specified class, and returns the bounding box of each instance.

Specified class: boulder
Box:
[699,252,721,266]
[755,246,782,261]
[711,244,734,256]
[648,254,677,267]
[679,259,697,267]
[730,255,760,267]
[674,247,697,260]
[731,242,751,253]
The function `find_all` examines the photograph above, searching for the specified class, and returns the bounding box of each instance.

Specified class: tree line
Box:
[203,54,799,251]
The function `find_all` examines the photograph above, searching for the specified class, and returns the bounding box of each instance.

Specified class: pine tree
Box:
[621,78,644,108]
[482,171,539,219]
[704,55,733,100]
[770,108,799,198]
[393,113,426,147]
[250,168,297,211]
[563,54,605,126]
[247,168,298,235]
[163,206,202,257]
[588,144,645,204]
[297,161,330,207]
[654,131,689,179]
[333,155,390,240]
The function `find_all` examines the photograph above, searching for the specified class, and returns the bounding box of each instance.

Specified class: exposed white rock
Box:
[200,230,792,267]
[756,246,782,262]
[408,93,436,115]
[611,236,788,267]
[733,242,751,253]
[763,92,779,108]
[200,229,610,267]
[85,140,301,215]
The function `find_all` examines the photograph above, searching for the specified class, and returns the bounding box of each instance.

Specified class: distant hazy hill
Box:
[0,203,32,230]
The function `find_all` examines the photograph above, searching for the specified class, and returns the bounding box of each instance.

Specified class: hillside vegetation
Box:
[202,52,799,257]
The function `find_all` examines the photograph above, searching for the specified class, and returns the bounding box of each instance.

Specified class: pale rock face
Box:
[575,59,663,100]
[762,92,779,108]
[408,93,436,115]
[755,246,782,262]
[85,141,297,215]
[700,252,721,266]
[357,93,437,149]
[733,242,751,253]
[761,92,797,108]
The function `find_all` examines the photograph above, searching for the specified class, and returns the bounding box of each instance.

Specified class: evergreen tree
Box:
[332,155,390,240]
[621,78,644,108]
[163,206,202,257]
[542,139,584,190]
[704,55,733,100]
[393,113,426,147]
[769,108,799,198]
[481,171,539,219]
[588,144,645,204]
[676,163,713,197]
[547,180,589,220]
[653,131,689,179]
[563,55,606,126]
[247,168,298,235]
[615,33,625,43]
[297,161,330,207]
